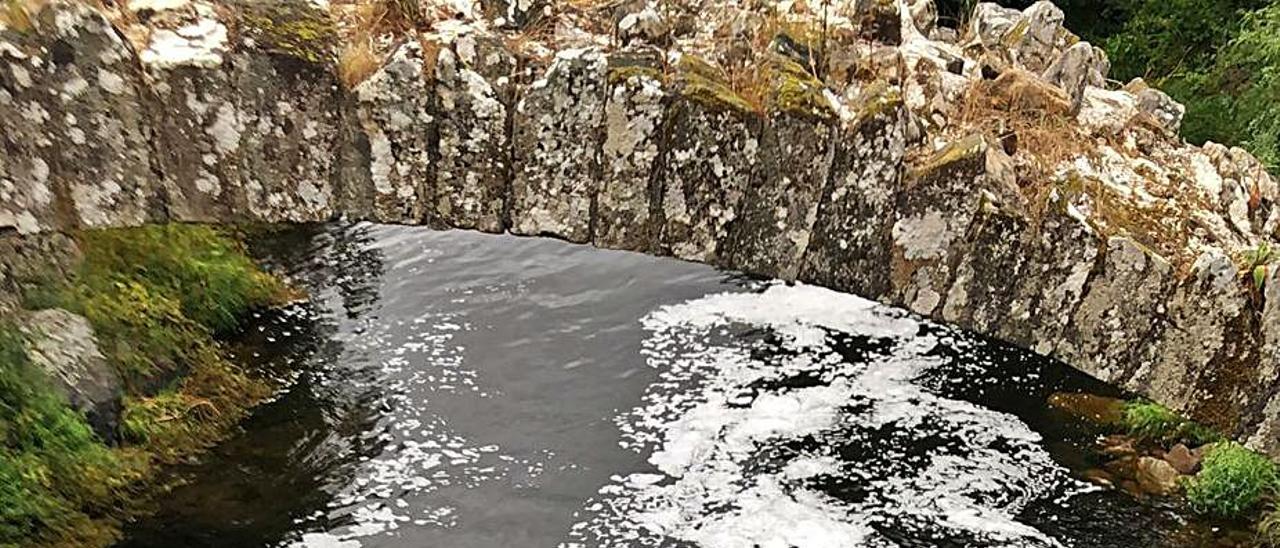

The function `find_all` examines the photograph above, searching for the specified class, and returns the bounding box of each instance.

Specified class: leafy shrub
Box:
[1186,442,1279,517]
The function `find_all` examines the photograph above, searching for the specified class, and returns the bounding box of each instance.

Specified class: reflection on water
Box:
[120,224,1219,548]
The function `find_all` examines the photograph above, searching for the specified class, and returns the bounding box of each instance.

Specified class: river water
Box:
[119,223,1228,547]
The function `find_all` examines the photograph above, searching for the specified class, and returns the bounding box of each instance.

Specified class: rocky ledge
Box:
[2,0,1278,454]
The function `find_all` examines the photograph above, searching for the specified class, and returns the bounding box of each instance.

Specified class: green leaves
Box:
[1186,441,1279,517]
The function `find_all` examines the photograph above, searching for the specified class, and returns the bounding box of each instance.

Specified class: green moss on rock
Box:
[910,134,987,180]
[766,55,834,121]
[234,0,338,64]
[675,55,756,115]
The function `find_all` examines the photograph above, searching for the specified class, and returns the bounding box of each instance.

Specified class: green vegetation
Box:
[1121,399,1223,446]
[1186,441,1279,517]
[6,224,287,546]
[0,326,140,546]
[1244,242,1276,291]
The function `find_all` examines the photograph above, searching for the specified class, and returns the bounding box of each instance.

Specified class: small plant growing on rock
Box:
[1185,442,1279,518]
[1243,242,1276,291]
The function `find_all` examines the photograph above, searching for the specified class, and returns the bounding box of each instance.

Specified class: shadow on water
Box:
[121,224,393,547]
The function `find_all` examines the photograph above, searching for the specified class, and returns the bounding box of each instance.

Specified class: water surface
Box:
[120,224,1224,548]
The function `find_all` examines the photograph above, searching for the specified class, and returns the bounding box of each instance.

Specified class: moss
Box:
[235,0,338,64]
[675,55,757,115]
[1121,399,1224,446]
[765,55,834,120]
[9,223,285,545]
[909,134,987,180]
[1002,17,1030,47]
[1186,442,1279,518]
[0,325,141,547]
[854,80,904,123]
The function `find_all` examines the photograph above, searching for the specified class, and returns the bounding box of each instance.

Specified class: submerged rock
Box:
[1047,392,1125,426]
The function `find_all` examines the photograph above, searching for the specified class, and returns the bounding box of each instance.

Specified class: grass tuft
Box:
[1121,399,1223,446]
[1186,442,1278,517]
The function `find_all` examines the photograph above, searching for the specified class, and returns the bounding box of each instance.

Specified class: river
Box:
[119,223,1230,547]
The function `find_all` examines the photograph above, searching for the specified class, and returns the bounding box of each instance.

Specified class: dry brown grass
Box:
[0,0,45,31]
[338,38,381,88]
[952,70,1090,180]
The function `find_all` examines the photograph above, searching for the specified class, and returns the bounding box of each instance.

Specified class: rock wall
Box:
[3,0,1280,453]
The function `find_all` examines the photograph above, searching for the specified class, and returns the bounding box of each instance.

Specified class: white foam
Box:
[567,283,1076,547]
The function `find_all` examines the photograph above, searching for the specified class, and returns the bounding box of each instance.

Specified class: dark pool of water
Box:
[117,224,1237,548]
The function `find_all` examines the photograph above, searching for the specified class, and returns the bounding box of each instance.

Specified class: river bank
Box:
[0,224,294,547]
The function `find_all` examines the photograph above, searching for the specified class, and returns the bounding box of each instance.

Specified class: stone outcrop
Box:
[3,0,1280,455]
[19,309,122,442]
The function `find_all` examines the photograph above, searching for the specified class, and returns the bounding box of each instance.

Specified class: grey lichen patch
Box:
[674,54,755,115]
[231,0,337,64]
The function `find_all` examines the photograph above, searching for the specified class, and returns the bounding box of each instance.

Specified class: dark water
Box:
[118,224,1229,548]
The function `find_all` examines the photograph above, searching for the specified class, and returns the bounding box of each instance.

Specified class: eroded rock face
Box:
[595,52,665,252]
[1059,237,1174,384]
[2,1,156,232]
[802,83,906,298]
[147,0,341,224]
[20,309,122,443]
[510,47,607,243]
[433,38,511,233]
[1129,250,1260,434]
[656,66,761,262]
[354,41,435,224]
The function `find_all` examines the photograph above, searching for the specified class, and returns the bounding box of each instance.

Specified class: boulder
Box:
[20,309,122,443]
[906,0,938,36]
[656,57,761,263]
[433,37,512,233]
[801,82,906,299]
[964,3,1022,50]
[1,1,157,232]
[352,41,436,224]
[1124,78,1185,134]
[1042,41,1109,108]
[723,58,836,280]
[1002,1,1072,74]
[1128,249,1259,430]
[890,134,1014,316]
[511,47,608,243]
[1057,237,1174,384]
[1163,443,1202,475]
[147,0,342,224]
[1135,456,1181,495]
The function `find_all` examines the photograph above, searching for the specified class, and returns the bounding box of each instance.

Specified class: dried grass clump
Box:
[338,38,381,89]
[0,0,44,31]
[952,70,1088,173]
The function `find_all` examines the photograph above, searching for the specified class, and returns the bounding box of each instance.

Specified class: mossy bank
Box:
[0,224,292,547]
